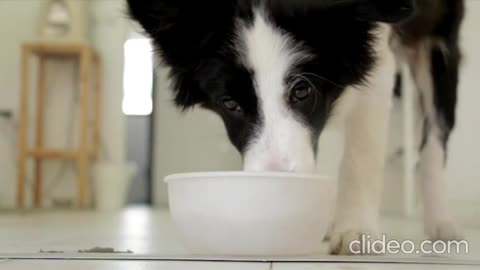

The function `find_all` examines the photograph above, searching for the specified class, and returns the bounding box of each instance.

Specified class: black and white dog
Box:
[128,0,465,254]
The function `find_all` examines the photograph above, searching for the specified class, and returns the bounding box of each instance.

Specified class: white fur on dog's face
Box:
[238,12,316,173]
[130,1,380,174]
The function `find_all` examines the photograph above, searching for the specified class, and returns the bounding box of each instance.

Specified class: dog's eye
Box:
[289,79,313,104]
[222,97,242,113]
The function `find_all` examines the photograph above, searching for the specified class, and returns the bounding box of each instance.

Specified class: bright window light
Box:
[123,38,153,116]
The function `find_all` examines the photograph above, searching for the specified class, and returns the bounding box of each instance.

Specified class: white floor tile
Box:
[0,207,187,255]
[0,260,271,270]
[272,263,479,270]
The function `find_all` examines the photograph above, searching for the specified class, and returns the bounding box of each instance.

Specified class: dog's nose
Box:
[264,159,293,172]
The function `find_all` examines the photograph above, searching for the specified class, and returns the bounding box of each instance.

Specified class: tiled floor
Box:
[272,263,480,270]
[0,208,186,255]
[1,207,479,269]
[2,260,480,270]
[0,260,271,270]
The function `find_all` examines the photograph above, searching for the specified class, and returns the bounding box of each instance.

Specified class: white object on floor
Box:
[165,172,334,256]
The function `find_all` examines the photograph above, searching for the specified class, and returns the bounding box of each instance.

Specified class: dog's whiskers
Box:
[299,72,346,89]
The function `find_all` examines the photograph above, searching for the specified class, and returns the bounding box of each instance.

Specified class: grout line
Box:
[2,254,480,266]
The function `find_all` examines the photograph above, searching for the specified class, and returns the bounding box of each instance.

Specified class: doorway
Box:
[123,37,155,205]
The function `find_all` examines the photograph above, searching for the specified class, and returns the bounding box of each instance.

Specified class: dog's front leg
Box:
[327,31,396,253]
[328,87,392,255]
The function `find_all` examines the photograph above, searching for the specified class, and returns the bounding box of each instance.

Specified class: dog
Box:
[127,0,465,255]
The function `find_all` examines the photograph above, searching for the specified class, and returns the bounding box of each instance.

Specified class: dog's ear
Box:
[127,0,235,54]
[271,0,416,23]
[127,0,235,109]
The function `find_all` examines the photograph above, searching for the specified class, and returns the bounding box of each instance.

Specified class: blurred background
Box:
[0,0,479,259]
[0,0,242,212]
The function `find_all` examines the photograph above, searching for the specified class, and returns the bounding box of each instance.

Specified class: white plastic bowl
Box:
[165,172,334,256]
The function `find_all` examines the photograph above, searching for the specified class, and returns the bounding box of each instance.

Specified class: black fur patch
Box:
[430,45,461,148]
[128,0,414,154]
[395,0,464,157]
[268,4,378,150]
[393,72,403,98]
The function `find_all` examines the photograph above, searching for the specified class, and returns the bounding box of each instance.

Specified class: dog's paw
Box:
[426,219,464,241]
[328,228,380,255]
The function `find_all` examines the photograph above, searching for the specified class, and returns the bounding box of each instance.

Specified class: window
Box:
[123,38,153,116]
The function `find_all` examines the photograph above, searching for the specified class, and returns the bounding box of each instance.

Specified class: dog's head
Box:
[128,0,414,172]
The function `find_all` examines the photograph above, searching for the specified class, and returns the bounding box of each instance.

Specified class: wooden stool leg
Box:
[77,49,92,208]
[34,57,47,208]
[17,46,31,209]
[93,56,101,160]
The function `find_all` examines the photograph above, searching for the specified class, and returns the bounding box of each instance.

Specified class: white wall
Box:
[446,0,480,223]
[0,0,128,208]
[0,0,41,112]
[0,0,43,208]
[89,0,128,164]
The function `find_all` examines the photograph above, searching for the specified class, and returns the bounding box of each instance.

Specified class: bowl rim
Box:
[164,171,329,183]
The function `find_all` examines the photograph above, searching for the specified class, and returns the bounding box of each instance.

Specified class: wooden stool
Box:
[17,42,102,209]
